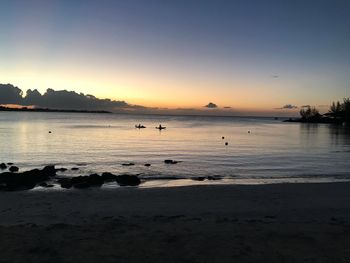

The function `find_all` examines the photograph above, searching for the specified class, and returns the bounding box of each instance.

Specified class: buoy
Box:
[225,142,228,145]
[49,131,52,133]
[222,136,225,139]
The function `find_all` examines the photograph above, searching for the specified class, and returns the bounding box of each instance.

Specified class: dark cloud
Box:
[0,84,138,111]
[223,106,232,109]
[34,88,130,111]
[204,102,218,108]
[275,104,298,110]
[0,84,23,104]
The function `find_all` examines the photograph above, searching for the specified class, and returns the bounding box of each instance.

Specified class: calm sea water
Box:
[1,112,350,186]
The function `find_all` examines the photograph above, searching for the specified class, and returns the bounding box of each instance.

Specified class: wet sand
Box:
[1,182,350,262]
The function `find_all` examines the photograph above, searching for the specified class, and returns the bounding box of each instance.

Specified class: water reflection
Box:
[300,123,350,147]
[1,112,350,182]
[328,124,350,146]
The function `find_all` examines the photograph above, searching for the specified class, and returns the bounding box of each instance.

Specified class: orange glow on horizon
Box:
[0,104,35,109]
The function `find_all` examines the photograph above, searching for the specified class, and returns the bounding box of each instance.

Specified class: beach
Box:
[1,0,350,261]
[1,182,350,263]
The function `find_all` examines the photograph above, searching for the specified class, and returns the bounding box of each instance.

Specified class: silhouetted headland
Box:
[0,106,111,114]
[284,98,350,125]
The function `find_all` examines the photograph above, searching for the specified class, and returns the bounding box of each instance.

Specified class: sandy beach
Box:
[1,182,350,262]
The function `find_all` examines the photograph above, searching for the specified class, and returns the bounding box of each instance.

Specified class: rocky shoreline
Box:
[1,160,215,191]
[0,164,144,191]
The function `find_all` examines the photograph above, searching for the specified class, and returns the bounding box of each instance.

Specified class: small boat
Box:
[156,125,166,130]
[135,124,146,129]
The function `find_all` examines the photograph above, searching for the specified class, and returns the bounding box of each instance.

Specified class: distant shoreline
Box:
[0,106,111,114]
[283,117,346,124]
[0,107,289,118]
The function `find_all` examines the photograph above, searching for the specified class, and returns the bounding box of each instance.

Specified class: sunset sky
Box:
[0,0,349,115]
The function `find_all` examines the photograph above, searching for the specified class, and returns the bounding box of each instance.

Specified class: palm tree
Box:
[342,98,350,121]
[329,101,342,118]
[327,98,350,121]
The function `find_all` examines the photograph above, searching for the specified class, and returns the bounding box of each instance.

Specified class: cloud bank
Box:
[1,83,300,117]
[0,84,141,111]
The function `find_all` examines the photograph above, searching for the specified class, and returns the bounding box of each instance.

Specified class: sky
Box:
[0,0,349,115]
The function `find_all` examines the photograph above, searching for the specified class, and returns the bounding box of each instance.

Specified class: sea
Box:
[1,111,350,188]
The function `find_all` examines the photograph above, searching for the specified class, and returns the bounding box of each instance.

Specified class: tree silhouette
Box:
[326,98,350,121]
[299,106,321,121]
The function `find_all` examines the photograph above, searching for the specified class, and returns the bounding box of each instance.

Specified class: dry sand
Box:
[1,182,350,263]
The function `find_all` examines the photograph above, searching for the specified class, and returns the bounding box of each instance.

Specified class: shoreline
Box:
[2,181,350,225]
[2,163,350,191]
[1,182,350,262]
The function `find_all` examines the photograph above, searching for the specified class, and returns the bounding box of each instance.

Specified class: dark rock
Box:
[38,182,54,188]
[38,182,48,187]
[0,168,50,191]
[71,176,88,188]
[0,163,7,170]
[144,163,151,167]
[164,160,178,164]
[9,166,19,172]
[0,172,35,191]
[222,136,225,139]
[192,177,206,181]
[56,168,68,172]
[88,173,104,186]
[116,174,141,186]
[70,174,103,188]
[101,172,117,181]
[225,142,228,145]
[7,162,13,165]
[122,163,135,166]
[71,167,79,171]
[58,178,72,189]
[42,165,56,176]
[0,165,58,191]
[207,176,222,181]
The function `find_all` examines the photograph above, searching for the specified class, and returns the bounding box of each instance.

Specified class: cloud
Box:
[0,84,23,104]
[275,104,298,110]
[301,105,310,108]
[223,106,232,109]
[204,102,218,108]
[1,84,138,111]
